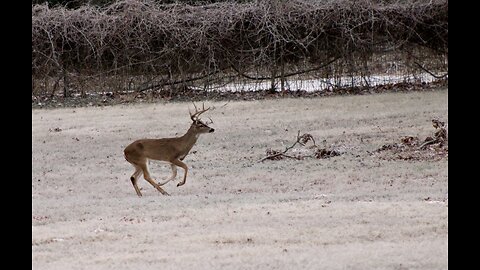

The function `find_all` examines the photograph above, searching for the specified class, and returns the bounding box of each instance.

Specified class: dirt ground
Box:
[32,89,448,270]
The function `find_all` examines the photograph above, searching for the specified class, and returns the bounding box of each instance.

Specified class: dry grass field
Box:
[32,89,448,270]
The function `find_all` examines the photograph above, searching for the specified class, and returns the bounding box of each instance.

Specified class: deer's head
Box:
[189,103,215,134]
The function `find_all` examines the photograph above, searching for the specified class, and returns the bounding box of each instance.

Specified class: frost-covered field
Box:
[32,90,448,270]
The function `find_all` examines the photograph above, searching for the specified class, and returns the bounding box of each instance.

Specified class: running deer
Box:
[124,104,214,197]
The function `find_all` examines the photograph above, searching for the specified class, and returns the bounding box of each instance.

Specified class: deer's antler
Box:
[204,117,214,125]
[190,102,211,121]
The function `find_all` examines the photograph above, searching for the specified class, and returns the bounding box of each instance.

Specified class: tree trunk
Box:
[270,65,277,94]
[280,60,285,92]
[63,68,68,98]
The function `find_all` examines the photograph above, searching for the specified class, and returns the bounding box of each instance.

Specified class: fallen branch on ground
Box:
[259,131,340,162]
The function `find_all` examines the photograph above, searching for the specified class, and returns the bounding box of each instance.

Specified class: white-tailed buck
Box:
[124,104,214,197]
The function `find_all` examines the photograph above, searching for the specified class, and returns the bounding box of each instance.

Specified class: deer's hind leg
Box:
[129,165,143,197]
[138,161,170,196]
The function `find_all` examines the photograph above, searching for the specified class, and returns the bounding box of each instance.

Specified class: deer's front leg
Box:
[171,159,188,187]
[158,164,177,186]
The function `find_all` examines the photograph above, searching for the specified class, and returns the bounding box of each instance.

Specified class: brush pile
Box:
[374,119,448,161]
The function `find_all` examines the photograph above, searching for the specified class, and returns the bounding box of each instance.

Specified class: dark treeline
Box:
[32,0,448,97]
[32,0,249,8]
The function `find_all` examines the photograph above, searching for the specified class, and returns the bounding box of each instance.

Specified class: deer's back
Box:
[124,138,182,162]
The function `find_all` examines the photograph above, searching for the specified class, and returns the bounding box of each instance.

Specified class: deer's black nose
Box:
[209,128,215,133]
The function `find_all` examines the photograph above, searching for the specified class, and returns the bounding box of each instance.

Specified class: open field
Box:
[32,89,448,270]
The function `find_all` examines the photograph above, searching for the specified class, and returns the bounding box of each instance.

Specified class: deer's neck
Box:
[178,126,200,152]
